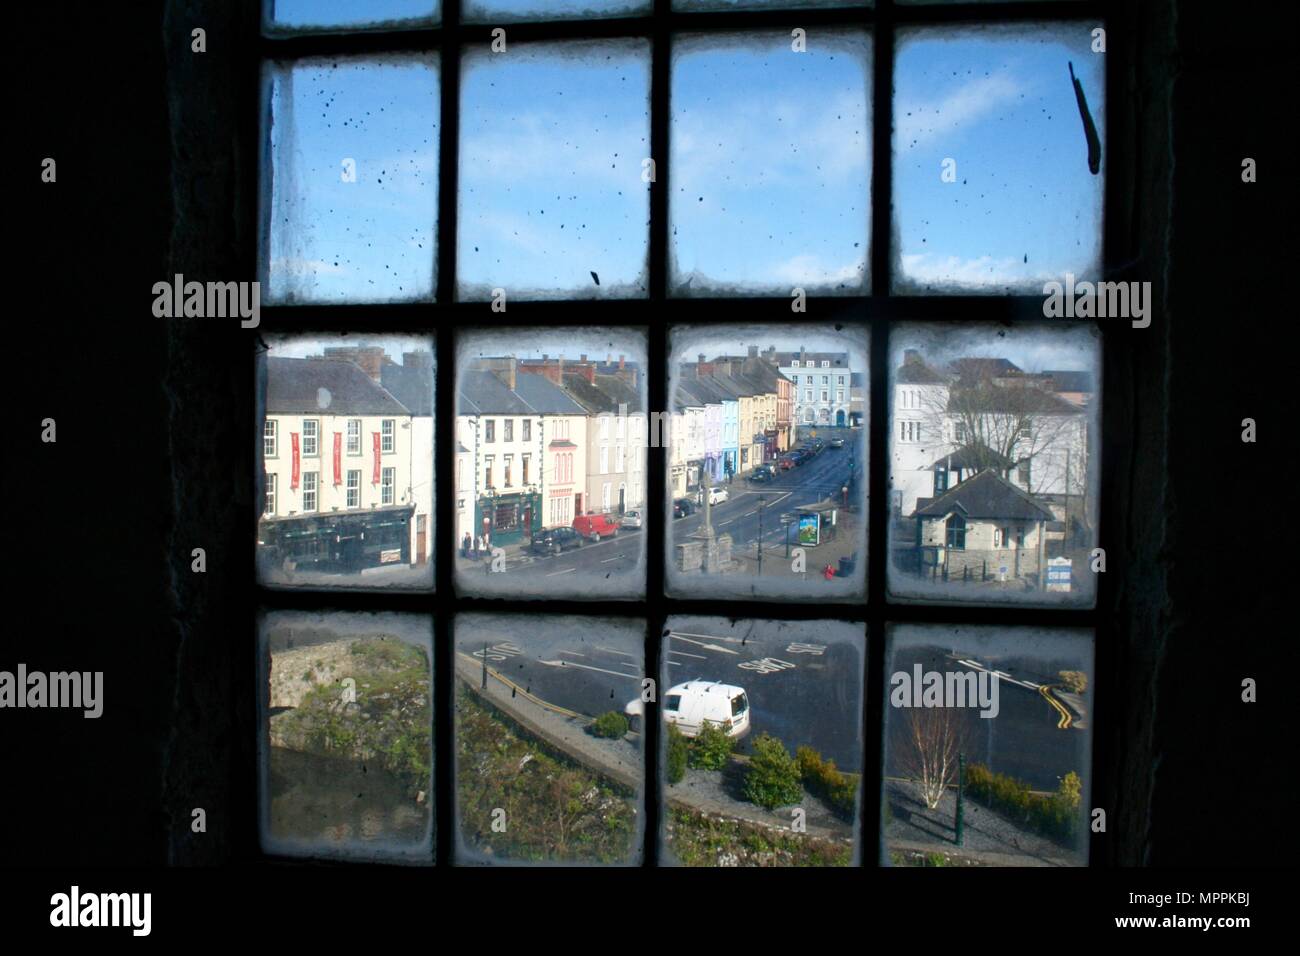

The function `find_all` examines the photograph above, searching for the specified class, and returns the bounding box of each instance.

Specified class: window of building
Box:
[302,420,318,457]
[484,419,494,443]
[503,419,513,442]
[382,419,395,453]
[302,472,317,512]
[264,472,275,516]
[381,467,396,505]
[522,419,531,442]
[264,420,277,458]
[347,470,360,509]
[347,419,361,455]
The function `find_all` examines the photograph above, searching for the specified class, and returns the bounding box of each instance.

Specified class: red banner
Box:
[372,432,382,485]
[290,433,300,490]
[333,433,342,486]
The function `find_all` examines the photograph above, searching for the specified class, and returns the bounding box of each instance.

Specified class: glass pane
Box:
[882,624,1093,867]
[670,30,871,296]
[666,323,867,601]
[454,328,648,600]
[676,0,867,10]
[454,613,645,865]
[260,611,433,863]
[661,616,865,867]
[262,55,439,304]
[893,24,1105,293]
[264,0,440,33]
[257,334,435,591]
[458,40,651,300]
[463,0,650,24]
[887,323,1100,607]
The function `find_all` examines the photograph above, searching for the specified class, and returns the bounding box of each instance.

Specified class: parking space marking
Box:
[538,660,642,680]
[668,649,707,660]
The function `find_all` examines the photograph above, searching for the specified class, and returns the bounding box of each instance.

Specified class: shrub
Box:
[795,746,859,822]
[964,762,1081,846]
[666,724,688,785]
[743,734,803,810]
[688,722,734,770]
[1058,671,1089,693]
[589,711,629,739]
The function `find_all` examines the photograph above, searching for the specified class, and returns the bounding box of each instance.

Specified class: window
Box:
[264,472,275,516]
[251,0,1114,871]
[347,419,361,455]
[264,420,277,458]
[302,420,318,457]
[302,472,317,512]
[347,470,360,509]
[945,513,966,550]
[381,419,395,453]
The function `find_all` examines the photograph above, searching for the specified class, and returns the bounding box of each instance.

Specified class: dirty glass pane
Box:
[257,334,435,592]
[675,0,867,10]
[670,30,871,296]
[458,40,651,301]
[887,322,1100,607]
[264,0,441,34]
[892,24,1105,293]
[453,613,645,865]
[882,624,1093,867]
[262,55,439,304]
[454,328,648,600]
[260,611,433,863]
[666,323,867,601]
[660,616,865,867]
[463,0,650,23]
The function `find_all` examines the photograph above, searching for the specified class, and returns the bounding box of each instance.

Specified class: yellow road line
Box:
[1039,684,1073,729]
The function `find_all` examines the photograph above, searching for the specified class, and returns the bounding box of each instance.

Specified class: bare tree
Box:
[894,706,974,810]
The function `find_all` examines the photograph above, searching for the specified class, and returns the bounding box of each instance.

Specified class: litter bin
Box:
[838,553,857,577]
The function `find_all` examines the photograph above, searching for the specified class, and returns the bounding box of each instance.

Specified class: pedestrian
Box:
[461,532,470,559]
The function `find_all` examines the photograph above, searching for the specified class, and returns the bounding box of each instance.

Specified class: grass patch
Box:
[456,686,636,864]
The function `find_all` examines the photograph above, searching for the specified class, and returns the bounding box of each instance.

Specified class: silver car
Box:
[620,509,643,529]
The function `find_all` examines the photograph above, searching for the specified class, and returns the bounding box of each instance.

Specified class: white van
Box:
[625,680,750,739]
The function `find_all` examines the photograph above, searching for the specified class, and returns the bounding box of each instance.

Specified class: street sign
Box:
[1046,556,1073,592]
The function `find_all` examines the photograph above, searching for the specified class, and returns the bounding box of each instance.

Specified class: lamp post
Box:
[955,752,966,846]
[757,495,766,575]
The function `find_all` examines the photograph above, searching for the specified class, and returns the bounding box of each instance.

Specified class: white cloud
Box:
[896,71,1026,151]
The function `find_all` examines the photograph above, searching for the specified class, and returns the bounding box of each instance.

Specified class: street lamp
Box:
[757,495,766,575]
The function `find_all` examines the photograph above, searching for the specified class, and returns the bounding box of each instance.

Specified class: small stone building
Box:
[912,470,1055,584]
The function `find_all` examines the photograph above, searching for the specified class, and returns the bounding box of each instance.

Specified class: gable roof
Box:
[379,363,433,416]
[949,357,1023,386]
[1044,370,1094,393]
[267,358,410,416]
[913,469,1055,522]
[928,444,1015,471]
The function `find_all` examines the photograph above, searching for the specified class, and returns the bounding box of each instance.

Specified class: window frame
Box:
[250,0,1125,870]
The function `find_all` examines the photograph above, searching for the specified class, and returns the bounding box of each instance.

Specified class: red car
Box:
[572,512,620,541]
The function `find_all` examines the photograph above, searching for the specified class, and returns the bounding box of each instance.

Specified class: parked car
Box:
[778,456,797,470]
[748,465,775,483]
[572,512,620,541]
[626,680,750,739]
[673,497,695,519]
[529,527,584,556]
[698,486,729,506]
[620,509,643,529]
[830,438,845,448]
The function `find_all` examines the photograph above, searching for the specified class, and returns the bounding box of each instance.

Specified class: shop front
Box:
[258,504,415,575]
[474,490,541,548]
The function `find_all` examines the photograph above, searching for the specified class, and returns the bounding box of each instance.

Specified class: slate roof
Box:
[770,351,850,368]
[561,372,644,415]
[458,369,587,416]
[379,362,433,416]
[949,357,1024,386]
[896,360,950,385]
[928,444,1015,471]
[913,470,1055,521]
[1044,370,1094,393]
[946,383,1082,416]
[267,358,410,416]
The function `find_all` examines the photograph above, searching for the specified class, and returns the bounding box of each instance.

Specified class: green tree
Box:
[666,723,688,784]
[688,722,734,770]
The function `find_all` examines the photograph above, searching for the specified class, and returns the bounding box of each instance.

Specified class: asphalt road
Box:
[884,644,1090,792]
[457,616,866,774]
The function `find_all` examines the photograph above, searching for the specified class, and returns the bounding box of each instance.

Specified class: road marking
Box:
[557,650,586,658]
[786,643,826,655]
[743,510,757,517]
[595,646,639,659]
[670,631,753,646]
[670,634,739,655]
[668,649,707,660]
[538,659,641,680]
[545,567,577,577]
[738,657,797,675]
[600,555,624,564]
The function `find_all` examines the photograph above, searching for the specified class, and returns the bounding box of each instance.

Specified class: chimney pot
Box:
[618,354,625,370]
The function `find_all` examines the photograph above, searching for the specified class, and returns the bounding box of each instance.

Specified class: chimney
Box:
[542,354,548,361]
[904,348,921,365]
[580,354,587,363]
[748,345,758,358]
[506,357,517,391]
[607,353,612,365]
[402,351,432,370]
[698,353,705,364]
[618,354,625,370]
[799,346,806,364]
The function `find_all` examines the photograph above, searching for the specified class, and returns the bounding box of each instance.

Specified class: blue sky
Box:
[262,20,1103,301]
[893,23,1105,292]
